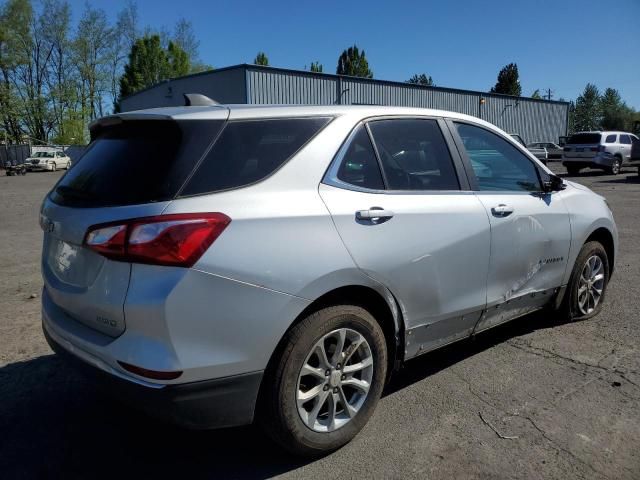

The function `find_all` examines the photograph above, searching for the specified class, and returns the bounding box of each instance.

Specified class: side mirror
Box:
[542,173,565,193]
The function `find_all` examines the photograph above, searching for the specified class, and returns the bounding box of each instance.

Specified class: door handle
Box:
[491,204,514,217]
[356,208,394,221]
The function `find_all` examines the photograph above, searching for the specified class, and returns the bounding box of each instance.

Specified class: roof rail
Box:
[183,93,219,107]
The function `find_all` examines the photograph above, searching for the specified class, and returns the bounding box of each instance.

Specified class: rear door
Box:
[41,118,224,336]
[450,120,571,332]
[320,117,491,356]
[619,134,632,160]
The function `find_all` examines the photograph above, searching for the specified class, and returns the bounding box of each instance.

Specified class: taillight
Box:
[84,213,231,267]
[590,147,598,152]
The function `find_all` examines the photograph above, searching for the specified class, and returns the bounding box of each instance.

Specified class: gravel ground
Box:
[1,164,639,480]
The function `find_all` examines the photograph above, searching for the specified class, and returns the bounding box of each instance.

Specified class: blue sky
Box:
[67,0,640,108]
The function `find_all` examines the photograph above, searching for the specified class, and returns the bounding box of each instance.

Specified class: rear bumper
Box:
[562,153,615,168]
[44,324,263,429]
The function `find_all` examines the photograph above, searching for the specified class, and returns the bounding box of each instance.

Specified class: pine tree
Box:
[573,83,602,131]
[254,52,269,66]
[336,45,373,78]
[407,73,434,86]
[490,63,521,96]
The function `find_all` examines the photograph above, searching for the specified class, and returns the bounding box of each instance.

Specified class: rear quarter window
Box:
[568,133,602,144]
[179,117,331,196]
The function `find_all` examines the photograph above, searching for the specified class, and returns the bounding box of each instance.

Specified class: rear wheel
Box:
[560,241,609,320]
[607,157,621,175]
[260,305,387,456]
[566,165,581,176]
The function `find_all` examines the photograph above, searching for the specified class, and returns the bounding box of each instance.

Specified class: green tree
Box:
[573,83,602,131]
[599,88,629,131]
[407,73,434,86]
[309,61,323,73]
[254,52,269,66]
[336,44,372,78]
[0,0,31,142]
[531,89,542,99]
[490,63,521,96]
[118,35,190,103]
[167,41,190,77]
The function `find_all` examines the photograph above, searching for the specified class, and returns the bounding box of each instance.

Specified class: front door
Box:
[450,121,571,333]
[319,118,491,357]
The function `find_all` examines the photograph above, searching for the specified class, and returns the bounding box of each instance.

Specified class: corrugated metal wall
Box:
[246,67,568,144]
[121,65,568,144]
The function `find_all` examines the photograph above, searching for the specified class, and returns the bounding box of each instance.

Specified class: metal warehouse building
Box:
[120,64,569,144]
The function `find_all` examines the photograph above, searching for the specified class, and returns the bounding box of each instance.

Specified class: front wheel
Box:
[51,163,57,172]
[561,241,610,320]
[260,305,387,456]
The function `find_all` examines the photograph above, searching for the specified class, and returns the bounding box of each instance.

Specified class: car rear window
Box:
[179,117,331,197]
[567,133,602,144]
[50,120,222,208]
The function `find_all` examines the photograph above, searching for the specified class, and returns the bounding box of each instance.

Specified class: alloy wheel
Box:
[577,255,605,315]
[296,328,374,433]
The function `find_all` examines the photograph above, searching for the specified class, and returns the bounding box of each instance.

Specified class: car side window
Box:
[335,125,385,190]
[605,134,617,143]
[620,135,631,145]
[455,122,541,192]
[367,119,459,191]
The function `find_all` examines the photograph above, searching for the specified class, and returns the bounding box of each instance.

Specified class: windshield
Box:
[34,152,55,158]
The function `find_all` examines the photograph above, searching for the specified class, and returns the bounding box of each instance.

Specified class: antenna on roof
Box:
[183,93,219,106]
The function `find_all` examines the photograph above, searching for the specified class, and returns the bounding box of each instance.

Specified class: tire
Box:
[560,241,610,321]
[566,165,580,176]
[260,305,387,456]
[607,157,621,175]
[66,161,70,170]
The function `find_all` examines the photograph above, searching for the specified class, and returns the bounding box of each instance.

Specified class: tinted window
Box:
[181,117,330,196]
[605,134,617,143]
[455,122,541,192]
[368,119,459,191]
[568,133,601,144]
[51,120,221,208]
[620,134,631,145]
[335,125,384,190]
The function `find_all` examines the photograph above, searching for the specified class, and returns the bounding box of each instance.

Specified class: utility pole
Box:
[545,88,554,101]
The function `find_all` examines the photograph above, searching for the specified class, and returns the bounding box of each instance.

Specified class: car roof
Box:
[91,103,498,131]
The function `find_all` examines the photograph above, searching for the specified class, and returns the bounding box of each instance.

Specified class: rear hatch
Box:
[563,133,602,159]
[41,113,227,337]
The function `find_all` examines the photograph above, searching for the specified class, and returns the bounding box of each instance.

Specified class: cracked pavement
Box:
[1,165,639,479]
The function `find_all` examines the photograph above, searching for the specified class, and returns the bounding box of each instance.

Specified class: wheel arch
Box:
[585,227,615,275]
[263,284,405,387]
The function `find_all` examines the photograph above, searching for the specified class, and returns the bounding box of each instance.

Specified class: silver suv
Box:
[562,131,640,175]
[41,102,617,456]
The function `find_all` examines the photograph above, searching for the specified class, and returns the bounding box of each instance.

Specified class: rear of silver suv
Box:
[562,131,638,175]
[41,107,333,429]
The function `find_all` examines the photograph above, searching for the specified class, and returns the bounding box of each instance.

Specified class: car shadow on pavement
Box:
[595,175,640,185]
[0,310,570,479]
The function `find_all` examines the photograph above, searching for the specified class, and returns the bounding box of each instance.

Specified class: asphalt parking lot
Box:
[1,164,639,480]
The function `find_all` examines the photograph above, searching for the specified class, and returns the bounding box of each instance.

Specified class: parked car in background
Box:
[509,133,548,163]
[41,102,617,456]
[528,142,563,159]
[628,135,640,175]
[562,131,639,175]
[26,150,71,171]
